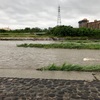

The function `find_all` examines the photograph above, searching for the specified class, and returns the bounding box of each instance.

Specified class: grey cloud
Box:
[0,0,100,29]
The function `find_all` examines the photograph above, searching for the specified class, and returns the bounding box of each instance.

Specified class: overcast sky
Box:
[0,0,100,29]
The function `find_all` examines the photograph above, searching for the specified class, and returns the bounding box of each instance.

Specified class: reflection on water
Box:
[83,58,100,61]
[0,41,100,69]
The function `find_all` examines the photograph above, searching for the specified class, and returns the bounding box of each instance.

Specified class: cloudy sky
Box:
[0,0,100,29]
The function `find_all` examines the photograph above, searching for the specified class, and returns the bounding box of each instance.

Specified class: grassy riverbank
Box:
[17,42,100,49]
[37,63,100,72]
[0,33,35,37]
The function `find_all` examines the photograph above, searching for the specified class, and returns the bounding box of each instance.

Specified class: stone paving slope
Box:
[0,77,100,100]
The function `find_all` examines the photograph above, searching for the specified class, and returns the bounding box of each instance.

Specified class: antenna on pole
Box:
[57,5,61,26]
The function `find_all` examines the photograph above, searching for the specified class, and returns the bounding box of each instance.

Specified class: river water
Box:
[0,40,100,69]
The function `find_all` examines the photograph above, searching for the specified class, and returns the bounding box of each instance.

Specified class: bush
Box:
[47,25,100,38]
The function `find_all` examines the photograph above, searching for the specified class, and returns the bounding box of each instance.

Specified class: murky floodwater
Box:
[0,40,100,69]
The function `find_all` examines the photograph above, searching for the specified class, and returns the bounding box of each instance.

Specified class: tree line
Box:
[47,25,100,38]
[0,25,100,38]
[0,27,48,33]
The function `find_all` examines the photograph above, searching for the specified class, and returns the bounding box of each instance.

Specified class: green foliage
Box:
[0,29,7,33]
[17,43,28,47]
[47,25,73,37]
[0,27,48,37]
[17,42,100,50]
[0,33,35,37]
[37,63,100,72]
[47,25,100,38]
[0,27,47,35]
[47,64,60,70]
[0,26,100,38]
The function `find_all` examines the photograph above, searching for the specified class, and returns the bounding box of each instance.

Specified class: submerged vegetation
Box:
[37,63,100,72]
[17,42,100,50]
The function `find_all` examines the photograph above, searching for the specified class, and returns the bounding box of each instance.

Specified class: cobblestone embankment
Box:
[0,77,100,100]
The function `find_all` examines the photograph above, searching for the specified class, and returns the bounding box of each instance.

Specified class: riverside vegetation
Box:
[1,26,99,72]
[14,25,99,49]
[0,27,47,38]
[37,63,100,72]
[0,25,100,39]
[17,42,100,49]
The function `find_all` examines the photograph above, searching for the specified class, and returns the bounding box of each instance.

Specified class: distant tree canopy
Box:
[0,27,48,33]
[47,25,100,38]
[0,29,7,33]
[0,26,100,38]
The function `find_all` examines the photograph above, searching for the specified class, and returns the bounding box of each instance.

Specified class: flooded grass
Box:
[37,63,100,72]
[17,42,100,49]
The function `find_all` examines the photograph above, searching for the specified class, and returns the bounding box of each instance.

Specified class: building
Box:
[0,27,11,31]
[78,18,100,29]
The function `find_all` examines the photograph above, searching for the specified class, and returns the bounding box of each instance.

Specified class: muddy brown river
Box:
[0,40,100,69]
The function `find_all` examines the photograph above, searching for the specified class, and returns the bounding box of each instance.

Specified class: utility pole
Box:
[57,5,61,26]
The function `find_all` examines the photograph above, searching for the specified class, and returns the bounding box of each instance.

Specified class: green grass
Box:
[64,40,100,43]
[17,42,100,50]
[0,32,48,38]
[37,63,100,72]
[0,33,35,37]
